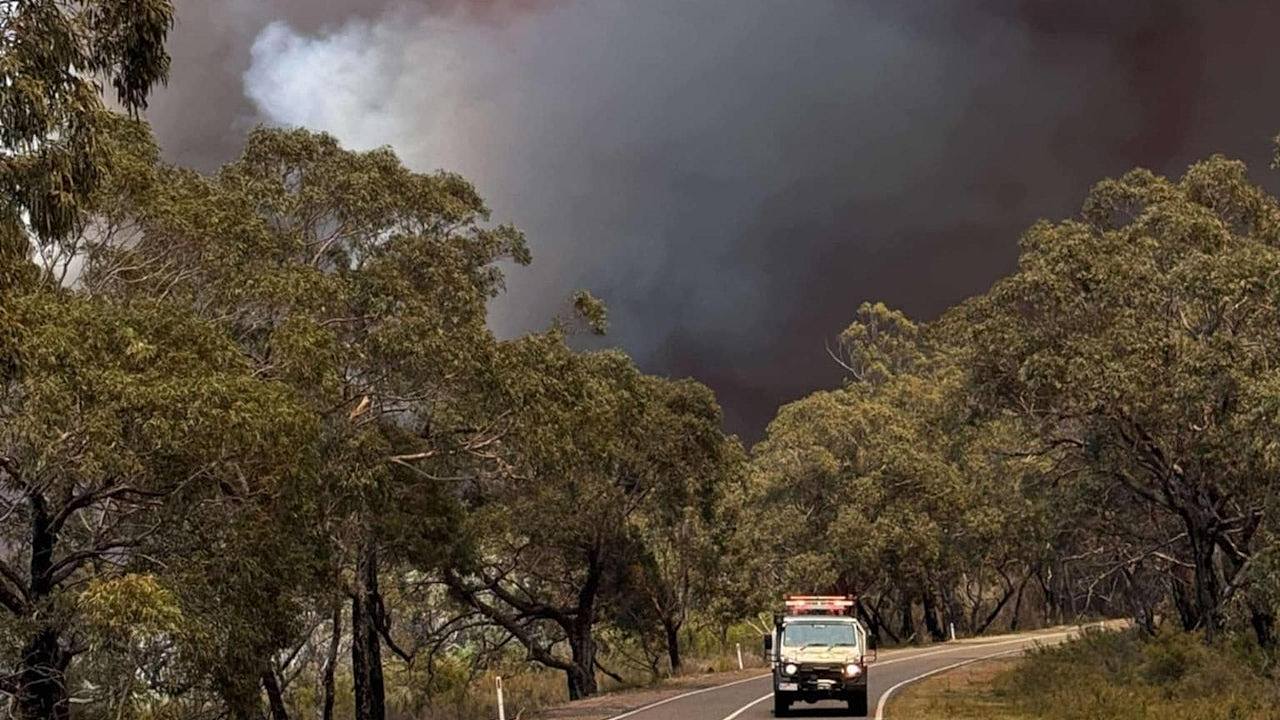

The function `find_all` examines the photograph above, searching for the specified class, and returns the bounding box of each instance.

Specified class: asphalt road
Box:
[605,626,1085,720]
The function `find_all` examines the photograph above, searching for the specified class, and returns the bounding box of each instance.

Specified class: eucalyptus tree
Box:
[760,304,952,628]
[443,334,650,699]
[746,301,1054,642]
[620,377,744,673]
[444,333,737,698]
[745,379,963,640]
[959,157,1280,643]
[0,0,173,286]
[2,1,178,563]
[829,302,925,385]
[81,125,529,719]
[0,293,313,720]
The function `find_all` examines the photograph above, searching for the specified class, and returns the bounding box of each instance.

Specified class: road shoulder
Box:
[535,668,769,720]
[883,655,1025,719]
[534,625,1097,720]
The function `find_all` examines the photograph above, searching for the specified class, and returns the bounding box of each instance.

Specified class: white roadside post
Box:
[736,642,744,670]
[949,622,956,641]
[496,676,506,720]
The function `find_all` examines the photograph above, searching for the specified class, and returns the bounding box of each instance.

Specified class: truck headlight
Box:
[783,663,798,676]
[844,663,862,677]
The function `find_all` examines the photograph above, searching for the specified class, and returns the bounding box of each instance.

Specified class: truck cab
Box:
[763,595,873,716]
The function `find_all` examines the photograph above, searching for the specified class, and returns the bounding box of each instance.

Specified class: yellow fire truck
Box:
[762,595,875,716]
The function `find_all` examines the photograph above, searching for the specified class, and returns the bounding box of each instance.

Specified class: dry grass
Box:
[886,657,1024,719]
[410,649,768,720]
[889,628,1280,720]
[536,666,768,720]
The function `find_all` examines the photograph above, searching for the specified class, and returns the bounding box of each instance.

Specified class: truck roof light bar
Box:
[783,594,856,615]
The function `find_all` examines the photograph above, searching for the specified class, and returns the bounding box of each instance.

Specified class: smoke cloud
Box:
[147,0,1280,439]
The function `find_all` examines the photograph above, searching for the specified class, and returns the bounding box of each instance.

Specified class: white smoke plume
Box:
[148,0,1280,437]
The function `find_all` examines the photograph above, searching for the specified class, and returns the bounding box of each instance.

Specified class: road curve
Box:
[604,626,1087,720]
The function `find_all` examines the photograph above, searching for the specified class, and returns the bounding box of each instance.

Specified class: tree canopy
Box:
[5,3,1280,717]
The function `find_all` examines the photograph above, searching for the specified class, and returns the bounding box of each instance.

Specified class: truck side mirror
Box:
[762,634,772,652]
[864,636,878,664]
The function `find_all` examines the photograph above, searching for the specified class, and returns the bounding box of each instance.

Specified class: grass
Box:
[890,627,1280,720]
[886,657,1025,719]
[409,649,765,720]
[400,623,771,720]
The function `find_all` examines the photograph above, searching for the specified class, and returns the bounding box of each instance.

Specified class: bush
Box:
[373,616,770,720]
[994,628,1280,720]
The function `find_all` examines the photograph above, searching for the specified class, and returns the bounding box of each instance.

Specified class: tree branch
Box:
[443,570,572,672]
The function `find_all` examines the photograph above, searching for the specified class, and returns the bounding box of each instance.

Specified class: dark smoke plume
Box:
[147,0,1280,439]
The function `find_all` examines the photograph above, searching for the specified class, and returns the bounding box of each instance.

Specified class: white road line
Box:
[603,673,771,720]
[599,641,944,720]
[601,638,929,720]
[606,626,1088,720]
[872,627,1083,719]
[872,648,1022,720]
[873,627,1077,668]
[720,693,773,720]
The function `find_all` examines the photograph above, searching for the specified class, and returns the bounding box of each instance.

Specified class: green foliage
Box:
[0,2,736,716]
[993,630,1280,719]
[743,150,1280,653]
[448,329,743,694]
[891,630,1280,720]
[0,291,315,717]
[79,574,184,644]
[11,2,1280,715]
[739,314,1046,641]
[571,289,609,335]
[75,123,535,715]
[0,0,173,250]
[834,301,924,385]
[958,157,1280,638]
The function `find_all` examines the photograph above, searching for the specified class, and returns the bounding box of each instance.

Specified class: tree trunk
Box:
[1188,524,1223,642]
[662,616,682,673]
[565,622,599,700]
[855,597,894,644]
[899,596,916,641]
[942,586,964,636]
[17,627,69,720]
[1010,573,1028,632]
[921,592,945,642]
[1119,565,1154,636]
[976,572,1022,636]
[1170,571,1200,631]
[975,586,1015,635]
[562,545,607,701]
[322,602,343,720]
[1036,567,1057,625]
[1249,601,1275,648]
[873,594,899,643]
[351,545,386,720]
[1062,561,1077,622]
[262,669,289,720]
[17,493,70,720]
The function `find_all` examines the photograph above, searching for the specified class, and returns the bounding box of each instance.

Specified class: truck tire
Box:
[847,686,868,716]
[773,692,791,716]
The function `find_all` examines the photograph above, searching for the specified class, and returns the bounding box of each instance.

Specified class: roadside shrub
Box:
[994,628,1280,720]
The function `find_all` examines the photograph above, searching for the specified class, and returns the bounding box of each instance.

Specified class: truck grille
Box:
[797,664,844,681]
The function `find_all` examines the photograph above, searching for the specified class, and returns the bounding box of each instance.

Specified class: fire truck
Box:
[762,595,874,716]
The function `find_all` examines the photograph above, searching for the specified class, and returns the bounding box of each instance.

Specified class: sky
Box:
[145,0,1280,440]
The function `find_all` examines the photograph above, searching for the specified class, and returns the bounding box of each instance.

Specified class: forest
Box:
[3,3,1279,719]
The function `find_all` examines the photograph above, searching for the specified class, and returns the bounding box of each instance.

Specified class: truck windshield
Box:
[782,622,859,649]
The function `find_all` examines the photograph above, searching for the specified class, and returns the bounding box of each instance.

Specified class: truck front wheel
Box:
[773,692,792,716]
[846,686,868,716]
